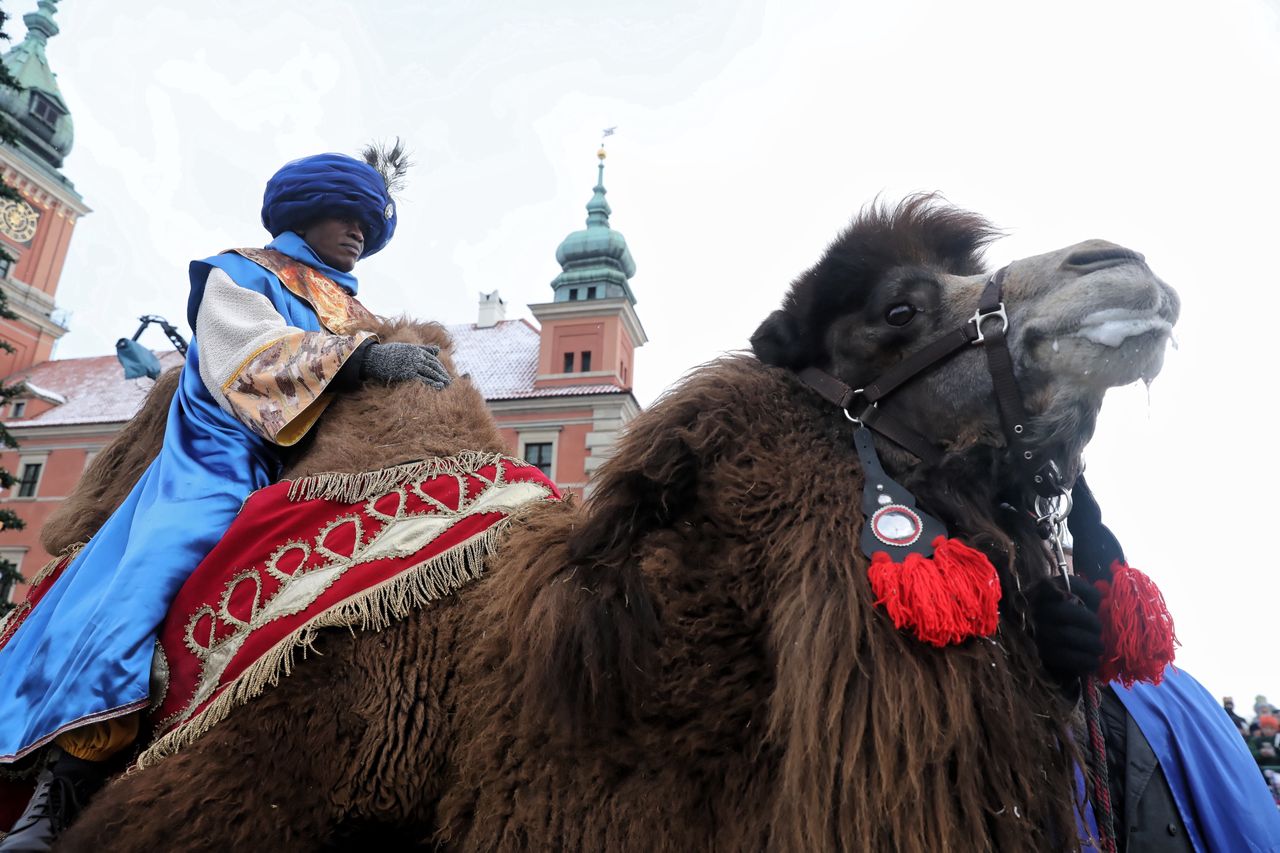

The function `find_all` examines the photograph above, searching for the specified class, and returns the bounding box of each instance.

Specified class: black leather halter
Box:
[795,266,1065,501]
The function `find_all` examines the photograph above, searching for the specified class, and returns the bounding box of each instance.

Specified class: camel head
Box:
[751,195,1180,485]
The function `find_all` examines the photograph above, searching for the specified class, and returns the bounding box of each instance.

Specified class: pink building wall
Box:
[535,315,629,389]
[0,436,107,602]
[494,407,594,497]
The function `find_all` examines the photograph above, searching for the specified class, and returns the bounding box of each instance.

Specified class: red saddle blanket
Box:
[140,454,559,767]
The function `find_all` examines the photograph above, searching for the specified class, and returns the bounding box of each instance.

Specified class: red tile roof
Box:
[2,319,628,428]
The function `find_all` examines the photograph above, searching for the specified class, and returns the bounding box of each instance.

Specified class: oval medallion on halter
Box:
[870,504,924,547]
[852,427,948,562]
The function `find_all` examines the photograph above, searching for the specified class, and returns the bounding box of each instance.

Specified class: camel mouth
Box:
[1071,307,1174,349]
[1027,306,1176,390]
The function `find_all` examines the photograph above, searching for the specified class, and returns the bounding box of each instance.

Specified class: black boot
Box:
[0,748,110,852]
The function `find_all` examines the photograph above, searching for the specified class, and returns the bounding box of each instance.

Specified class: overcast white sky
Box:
[20,0,1280,710]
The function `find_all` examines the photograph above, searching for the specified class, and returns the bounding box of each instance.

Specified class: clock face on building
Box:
[0,198,39,244]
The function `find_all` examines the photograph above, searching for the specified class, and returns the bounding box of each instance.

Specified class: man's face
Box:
[300,217,365,272]
[1264,722,1279,737]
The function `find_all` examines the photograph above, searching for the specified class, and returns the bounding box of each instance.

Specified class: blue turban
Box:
[260,153,397,258]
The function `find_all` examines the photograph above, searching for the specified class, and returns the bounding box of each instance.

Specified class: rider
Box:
[0,148,450,847]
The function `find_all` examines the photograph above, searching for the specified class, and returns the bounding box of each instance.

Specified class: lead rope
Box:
[1039,491,1117,852]
[1084,677,1119,853]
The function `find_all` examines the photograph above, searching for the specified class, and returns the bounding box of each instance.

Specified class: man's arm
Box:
[195,267,374,446]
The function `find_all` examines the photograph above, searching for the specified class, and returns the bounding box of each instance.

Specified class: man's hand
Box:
[360,342,451,389]
[1031,575,1104,685]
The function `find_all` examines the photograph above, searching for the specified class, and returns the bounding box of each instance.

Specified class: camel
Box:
[52,196,1178,851]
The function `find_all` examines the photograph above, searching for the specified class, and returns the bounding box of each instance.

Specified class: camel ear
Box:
[751,309,811,368]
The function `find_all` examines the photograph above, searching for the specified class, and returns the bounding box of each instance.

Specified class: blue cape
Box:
[1116,667,1280,851]
[261,153,395,257]
[0,233,358,761]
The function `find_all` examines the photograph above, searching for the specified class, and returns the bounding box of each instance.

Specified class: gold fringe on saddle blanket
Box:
[140,453,560,768]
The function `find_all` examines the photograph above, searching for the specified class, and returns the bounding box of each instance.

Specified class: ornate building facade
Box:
[469,149,646,493]
[0,2,645,606]
[0,0,87,378]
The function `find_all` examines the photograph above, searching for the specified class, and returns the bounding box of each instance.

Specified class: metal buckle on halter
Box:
[1034,489,1073,532]
[842,389,868,425]
[968,303,1009,344]
[1035,486,1075,584]
[1031,458,1065,495]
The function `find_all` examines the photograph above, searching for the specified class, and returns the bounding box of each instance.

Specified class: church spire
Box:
[551,148,636,305]
[0,0,74,172]
[584,148,611,228]
[21,0,60,49]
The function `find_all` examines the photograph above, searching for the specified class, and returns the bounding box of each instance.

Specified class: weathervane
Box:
[599,126,616,160]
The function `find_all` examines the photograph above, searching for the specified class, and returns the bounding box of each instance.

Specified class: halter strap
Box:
[794,366,945,465]
[862,325,978,403]
[975,269,1063,496]
[795,266,1063,498]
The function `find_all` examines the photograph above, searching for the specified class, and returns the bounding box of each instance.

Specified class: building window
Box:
[563,352,574,373]
[524,442,553,478]
[580,351,592,372]
[0,255,11,279]
[622,363,627,385]
[15,462,42,498]
[29,92,63,128]
[0,548,24,605]
[10,401,24,418]
[587,286,598,299]
[568,288,579,301]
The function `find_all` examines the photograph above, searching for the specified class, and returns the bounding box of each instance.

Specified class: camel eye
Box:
[885,304,918,326]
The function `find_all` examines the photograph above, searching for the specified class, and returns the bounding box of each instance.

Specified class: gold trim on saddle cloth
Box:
[227,247,378,335]
[137,454,559,769]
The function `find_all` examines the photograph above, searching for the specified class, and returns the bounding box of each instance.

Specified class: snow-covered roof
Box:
[445,319,626,401]
[17,380,67,405]
[3,350,185,428]
[0,320,626,429]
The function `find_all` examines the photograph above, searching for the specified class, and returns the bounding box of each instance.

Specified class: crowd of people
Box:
[1224,694,1280,802]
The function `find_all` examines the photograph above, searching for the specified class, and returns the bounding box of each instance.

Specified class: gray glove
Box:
[359,342,451,389]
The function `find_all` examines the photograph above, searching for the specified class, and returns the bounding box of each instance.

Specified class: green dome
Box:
[551,157,636,304]
[0,0,74,171]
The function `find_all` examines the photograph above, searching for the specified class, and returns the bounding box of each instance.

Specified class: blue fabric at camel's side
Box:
[0,233,358,762]
[1115,666,1280,852]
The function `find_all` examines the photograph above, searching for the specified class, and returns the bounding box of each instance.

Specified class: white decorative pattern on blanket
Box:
[143,455,560,766]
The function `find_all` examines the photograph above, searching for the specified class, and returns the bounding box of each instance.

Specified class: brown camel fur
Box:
[58,196,1178,851]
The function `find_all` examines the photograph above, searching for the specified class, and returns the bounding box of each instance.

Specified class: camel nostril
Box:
[1064,247,1146,269]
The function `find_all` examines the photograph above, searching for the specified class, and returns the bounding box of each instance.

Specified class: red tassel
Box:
[1094,561,1178,687]
[868,536,1002,647]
